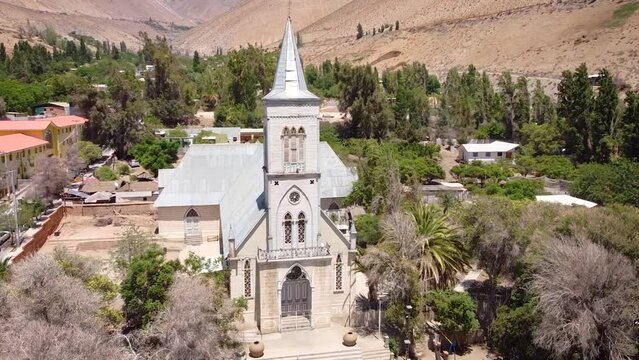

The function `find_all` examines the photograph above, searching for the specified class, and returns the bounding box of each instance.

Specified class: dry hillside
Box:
[0,0,240,51]
[176,0,352,52]
[298,0,639,88]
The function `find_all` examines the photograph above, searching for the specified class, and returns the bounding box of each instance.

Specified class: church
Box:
[154,19,360,334]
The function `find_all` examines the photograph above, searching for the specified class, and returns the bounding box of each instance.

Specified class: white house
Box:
[459,141,519,163]
[154,19,360,334]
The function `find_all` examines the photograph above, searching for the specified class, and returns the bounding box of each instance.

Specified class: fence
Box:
[64,201,155,217]
[13,207,65,262]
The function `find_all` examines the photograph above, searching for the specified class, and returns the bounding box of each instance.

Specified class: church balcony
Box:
[257,245,331,262]
[283,162,305,173]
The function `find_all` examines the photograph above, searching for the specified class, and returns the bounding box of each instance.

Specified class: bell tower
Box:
[262,18,321,252]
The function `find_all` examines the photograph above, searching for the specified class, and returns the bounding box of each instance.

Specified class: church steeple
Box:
[263,18,319,101]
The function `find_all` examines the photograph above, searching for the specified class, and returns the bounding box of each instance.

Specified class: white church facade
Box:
[155,19,360,334]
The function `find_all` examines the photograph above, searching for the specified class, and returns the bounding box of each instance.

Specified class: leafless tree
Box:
[111,225,159,273]
[136,274,241,359]
[66,143,87,177]
[31,156,70,201]
[0,254,133,359]
[533,240,639,360]
[53,246,100,282]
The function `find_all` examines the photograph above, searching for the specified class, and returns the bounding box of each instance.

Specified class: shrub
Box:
[488,301,546,360]
[355,214,381,248]
[95,166,117,181]
[115,162,130,175]
[571,160,639,205]
[120,248,175,329]
[503,179,543,200]
[86,275,119,301]
[77,141,102,164]
[425,290,480,337]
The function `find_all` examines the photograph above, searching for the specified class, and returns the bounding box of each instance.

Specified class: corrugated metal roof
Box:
[536,195,597,208]
[154,142,357,252]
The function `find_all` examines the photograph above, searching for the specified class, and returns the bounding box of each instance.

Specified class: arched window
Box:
[244,260,252,298]
[284,213,292,244]
[335,254,343,291]
[290,128,298,163]
[297,212,306,244]
[298,127,305,163]
[185,208,199,218]
[282,127,290,162]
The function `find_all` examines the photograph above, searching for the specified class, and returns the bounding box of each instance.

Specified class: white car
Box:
[129,159,140,168]
[0,231,10,247]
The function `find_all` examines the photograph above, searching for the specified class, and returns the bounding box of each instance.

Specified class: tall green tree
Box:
[531,80,556,124]
[592,69,619,162]
[557,63,595,162]
[192,50,201,72]
[621,91,639,159]
[120,248,175,329]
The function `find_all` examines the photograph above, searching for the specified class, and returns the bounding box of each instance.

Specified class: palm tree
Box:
[409,204,469,288]
[378,204,469,291]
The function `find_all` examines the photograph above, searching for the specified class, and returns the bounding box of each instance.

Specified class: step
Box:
[280,315,311,331]
[264,348,363,360]
[361,348,393,360]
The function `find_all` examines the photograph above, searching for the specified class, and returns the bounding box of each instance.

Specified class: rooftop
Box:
[535,195,597,208]
[0,133,48,153]
[262,18,319,102]
[155,142,357,254]
[0,116,87,131]
[461,141,519,153]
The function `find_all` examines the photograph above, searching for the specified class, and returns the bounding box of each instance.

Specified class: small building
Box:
[459,141,519,163]
[80,180,122,194]
[535,195,597,208]
[240,128,264,143]
[33,102,70,117]
[0,133,51,179]
[421,181,469,204]
[116,181,159,202]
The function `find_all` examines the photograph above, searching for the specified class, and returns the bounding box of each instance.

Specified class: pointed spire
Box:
[263,18,318,101]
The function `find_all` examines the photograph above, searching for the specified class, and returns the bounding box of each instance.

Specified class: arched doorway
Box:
[281,265,311,318]
[184,208,201,243]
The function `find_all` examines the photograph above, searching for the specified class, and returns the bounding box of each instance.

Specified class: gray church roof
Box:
[262,18,319,102]
[155,143,356,251]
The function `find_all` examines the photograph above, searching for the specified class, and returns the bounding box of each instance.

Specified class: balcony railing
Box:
[283,162,305,173]
[257,245,331,261]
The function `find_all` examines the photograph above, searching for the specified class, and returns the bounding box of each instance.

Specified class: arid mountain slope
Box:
[176,0,352,53]
[296,0,639,87]
[163,0,244,23]
[0,0,241,51]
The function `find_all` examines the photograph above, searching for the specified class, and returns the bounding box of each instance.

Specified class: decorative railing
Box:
[257,245,330,261]
[283,162,305,173]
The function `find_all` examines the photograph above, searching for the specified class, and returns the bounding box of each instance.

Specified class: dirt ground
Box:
[39,214,156,262]
[439,145,460,181]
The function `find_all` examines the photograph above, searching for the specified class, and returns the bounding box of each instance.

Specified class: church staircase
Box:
[280,315,311,332]
[262,348,363,360]
[184,234,202,246]
[360,348,393,360]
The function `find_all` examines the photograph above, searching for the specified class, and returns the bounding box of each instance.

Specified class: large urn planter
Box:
[249,341,264,358]
[343,331,358,347]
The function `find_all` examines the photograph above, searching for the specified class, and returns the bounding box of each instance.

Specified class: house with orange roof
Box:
[0,115,88,157]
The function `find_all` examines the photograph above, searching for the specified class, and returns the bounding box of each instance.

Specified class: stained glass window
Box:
[335,255,343,291]
[244,260,251,297]
[284,213,292,244]
[298,212,306,243]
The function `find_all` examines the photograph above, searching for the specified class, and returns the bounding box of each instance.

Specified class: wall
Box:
[230,215,356,333]
[65,202,155,217]
[156,204,220,241]
[461,148,513,162]
[13,207,65,262]
[1,146,52,178]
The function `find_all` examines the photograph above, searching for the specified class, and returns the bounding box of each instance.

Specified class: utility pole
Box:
[7,170,19,246]
[1,165,19,247]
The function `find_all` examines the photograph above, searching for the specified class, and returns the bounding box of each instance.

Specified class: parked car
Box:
[0,231,11,247]
[129,159,140,168]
